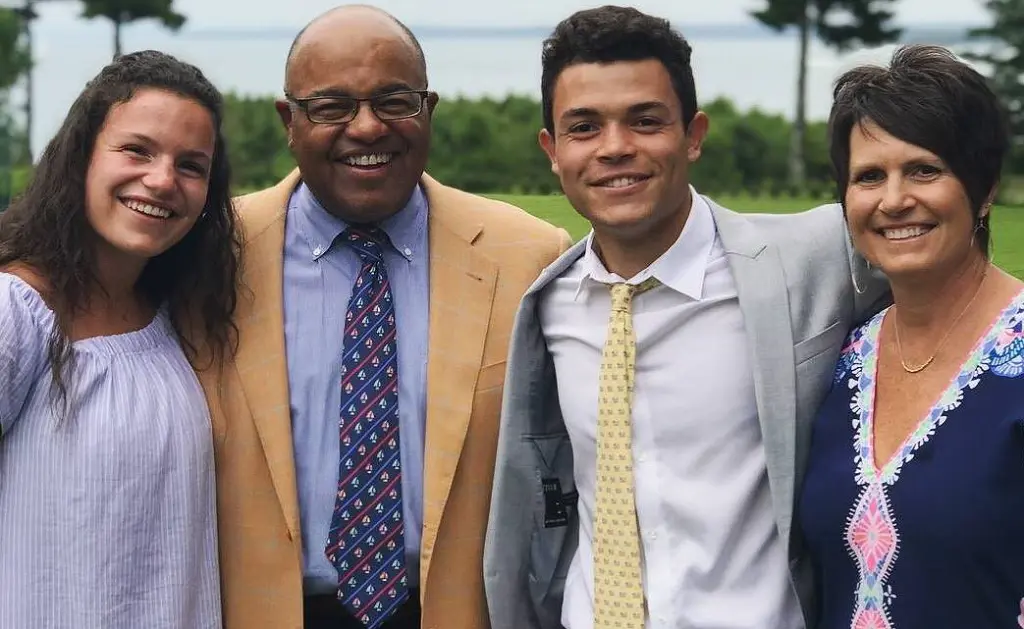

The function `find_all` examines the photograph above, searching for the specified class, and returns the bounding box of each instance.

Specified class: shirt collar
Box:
[574,186,716,301]
[289,181,428,262]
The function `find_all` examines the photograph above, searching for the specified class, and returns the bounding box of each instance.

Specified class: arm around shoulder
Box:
[805,202,892,324]
[845,230,892,324]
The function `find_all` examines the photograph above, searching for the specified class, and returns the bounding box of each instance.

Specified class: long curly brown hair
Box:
[0,50,241,414]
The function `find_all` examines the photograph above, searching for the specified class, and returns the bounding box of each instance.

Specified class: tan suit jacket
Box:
[196,169,572,629]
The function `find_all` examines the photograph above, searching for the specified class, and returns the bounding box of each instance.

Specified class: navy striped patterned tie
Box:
[325,226,409,628]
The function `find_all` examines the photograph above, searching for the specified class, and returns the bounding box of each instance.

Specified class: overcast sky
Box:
[25,0,990,29]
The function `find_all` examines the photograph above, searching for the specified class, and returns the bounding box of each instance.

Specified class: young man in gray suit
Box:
[483,6,889,629]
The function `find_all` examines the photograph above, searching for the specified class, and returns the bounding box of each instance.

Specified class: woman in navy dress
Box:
[799,45,1024,628]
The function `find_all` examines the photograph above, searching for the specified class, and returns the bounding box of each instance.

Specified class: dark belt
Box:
[303,589,421,629]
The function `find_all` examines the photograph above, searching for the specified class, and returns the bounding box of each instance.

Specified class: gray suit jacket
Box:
[482,198,890,629]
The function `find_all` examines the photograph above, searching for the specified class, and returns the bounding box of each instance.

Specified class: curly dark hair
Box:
[541,5,698,133]
[0,49,240,412]
[829,44,1009,256]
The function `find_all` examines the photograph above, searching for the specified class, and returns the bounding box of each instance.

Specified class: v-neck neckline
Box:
[852,288,1024,485]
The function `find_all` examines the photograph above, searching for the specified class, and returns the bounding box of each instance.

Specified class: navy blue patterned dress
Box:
[799,288,1024,628]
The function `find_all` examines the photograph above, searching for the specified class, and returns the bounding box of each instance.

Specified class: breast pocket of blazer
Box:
[793,320,847,366]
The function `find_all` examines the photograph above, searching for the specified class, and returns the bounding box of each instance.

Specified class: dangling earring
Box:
[981,223,995,265]
[851,253,870,295]
[972,208,993,263]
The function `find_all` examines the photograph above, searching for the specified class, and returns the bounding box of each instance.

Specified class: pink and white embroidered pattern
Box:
[846,483,898,629]
[839,297,1024,629]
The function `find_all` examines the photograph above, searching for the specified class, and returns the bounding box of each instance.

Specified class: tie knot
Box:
[609,283,634,312]
[609,277,659,312]
[344,226,389,262]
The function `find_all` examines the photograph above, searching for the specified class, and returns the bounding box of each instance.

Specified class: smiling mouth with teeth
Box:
[342,153,395,167]
[882,225,933,241]
[122,198,173,219]
[597,175,649,189]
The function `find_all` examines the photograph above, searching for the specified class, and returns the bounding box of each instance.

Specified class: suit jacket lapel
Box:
[524,237,589,298]
[419,176,499,585]
[709,200,799,546]
[229,171,303,539]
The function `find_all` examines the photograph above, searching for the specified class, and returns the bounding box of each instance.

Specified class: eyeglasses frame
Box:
[283,89,435,125]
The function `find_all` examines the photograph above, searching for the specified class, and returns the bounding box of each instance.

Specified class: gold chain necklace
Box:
[892,264,989,374]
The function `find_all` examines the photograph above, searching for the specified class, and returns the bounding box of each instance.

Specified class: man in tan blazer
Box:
[196,5,570,629]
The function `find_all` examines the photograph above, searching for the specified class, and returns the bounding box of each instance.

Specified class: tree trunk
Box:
[113,17,122,59]
[23,0,33,163]
[789,0,810,190]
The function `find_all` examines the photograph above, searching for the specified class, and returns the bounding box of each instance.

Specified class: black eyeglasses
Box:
[285,90,433,124]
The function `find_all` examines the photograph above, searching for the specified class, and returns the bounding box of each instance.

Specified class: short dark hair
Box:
[0,49,240,411]
[828,44,1009,255]
[540,5,698,134]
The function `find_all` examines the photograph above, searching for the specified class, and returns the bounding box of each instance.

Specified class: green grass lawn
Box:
[488,193,1024,280]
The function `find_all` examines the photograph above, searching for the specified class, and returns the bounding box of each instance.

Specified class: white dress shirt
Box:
[538,190,803,629]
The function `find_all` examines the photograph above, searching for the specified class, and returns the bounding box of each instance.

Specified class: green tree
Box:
[966,0,1024,177]
[428,94,560,194]
[0,8,31,93]
[689,97,744,193]
[214,91,834,198]
[0,7,31,208]
[80,0,185,58]
[221,93,294,192]
[751,0,901,188]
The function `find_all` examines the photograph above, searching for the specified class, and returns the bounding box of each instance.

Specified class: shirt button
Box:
[403,247,412,256]
[313,245,324,256]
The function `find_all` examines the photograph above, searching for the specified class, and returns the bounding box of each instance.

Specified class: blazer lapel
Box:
[709,200,799,545]
[229,171,303,539]
[525,237,589,298]
[419,176,499,584]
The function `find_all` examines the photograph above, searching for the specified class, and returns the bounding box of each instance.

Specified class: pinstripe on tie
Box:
[593,278,658,629]
[325,226,409,629]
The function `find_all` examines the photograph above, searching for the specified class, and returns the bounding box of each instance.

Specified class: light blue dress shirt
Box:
[282,182,429,594]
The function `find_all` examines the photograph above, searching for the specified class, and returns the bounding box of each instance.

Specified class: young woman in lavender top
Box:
[0,50,239,629]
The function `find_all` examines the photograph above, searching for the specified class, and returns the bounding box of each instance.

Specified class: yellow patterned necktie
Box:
[593,277,659,629]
